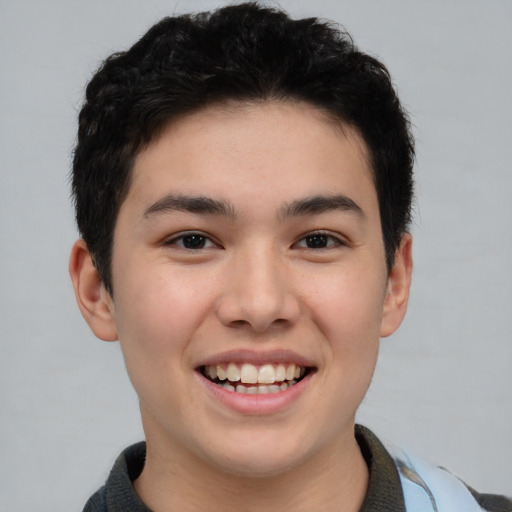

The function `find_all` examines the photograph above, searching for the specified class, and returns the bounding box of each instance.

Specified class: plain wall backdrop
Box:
[1,0,511,509]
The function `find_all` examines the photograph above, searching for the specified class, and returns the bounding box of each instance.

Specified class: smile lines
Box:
[201,362,307,394]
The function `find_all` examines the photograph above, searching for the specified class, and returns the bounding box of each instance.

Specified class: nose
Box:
[216,245,301,333]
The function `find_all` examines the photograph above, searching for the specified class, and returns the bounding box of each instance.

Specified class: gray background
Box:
[1,0,510,509]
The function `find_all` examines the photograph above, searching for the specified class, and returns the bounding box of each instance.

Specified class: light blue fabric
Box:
[390,447,485,512]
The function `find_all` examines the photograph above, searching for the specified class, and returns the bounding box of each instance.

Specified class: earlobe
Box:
[380,233,413,338]
[69,239,118,341]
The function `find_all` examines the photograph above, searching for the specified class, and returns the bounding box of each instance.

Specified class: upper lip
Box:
[196,349,316,369]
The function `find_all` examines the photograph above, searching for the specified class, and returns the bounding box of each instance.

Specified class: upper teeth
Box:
[204,363,304,384]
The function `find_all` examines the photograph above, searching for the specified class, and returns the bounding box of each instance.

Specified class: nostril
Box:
[230,319,251,328]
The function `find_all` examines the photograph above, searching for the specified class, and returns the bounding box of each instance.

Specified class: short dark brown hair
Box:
[72,2,414,294]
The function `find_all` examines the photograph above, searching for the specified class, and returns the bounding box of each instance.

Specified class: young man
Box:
[69,3,511,511]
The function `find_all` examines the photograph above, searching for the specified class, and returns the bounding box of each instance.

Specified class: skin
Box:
[70,101,412,512]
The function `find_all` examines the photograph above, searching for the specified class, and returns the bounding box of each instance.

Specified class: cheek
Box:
[305,264,387,344]
[111,270,215,417]
[112,268,215,367]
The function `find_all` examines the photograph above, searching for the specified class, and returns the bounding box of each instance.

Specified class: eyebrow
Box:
[279,195,365,219]
[143,194,236,219]
[142,193,364,221]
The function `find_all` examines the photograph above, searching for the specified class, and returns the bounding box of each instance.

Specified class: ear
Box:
[69,239,118,341]
[380,233,413,338]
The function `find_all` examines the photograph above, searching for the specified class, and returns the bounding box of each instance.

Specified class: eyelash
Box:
[293,231,345,250]
[164,231,345,251]
[164,232,219,250]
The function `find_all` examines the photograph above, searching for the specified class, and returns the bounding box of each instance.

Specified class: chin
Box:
[209,450,303,479]
[197,430,316,478]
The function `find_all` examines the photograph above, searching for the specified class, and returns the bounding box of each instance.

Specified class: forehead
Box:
[123,101,377,217]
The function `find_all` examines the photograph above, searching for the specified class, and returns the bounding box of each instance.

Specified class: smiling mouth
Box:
[200,362,310,394]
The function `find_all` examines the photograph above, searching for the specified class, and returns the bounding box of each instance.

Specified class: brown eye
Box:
[304,234,329,248]
[166,232,217,250]
[181,234,207,249]
[295,232,342,249]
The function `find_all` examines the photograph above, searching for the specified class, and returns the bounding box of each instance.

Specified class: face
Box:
[72,101,411,478]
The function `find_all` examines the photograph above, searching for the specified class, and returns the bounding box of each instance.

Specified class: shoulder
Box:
[469,488,512,512]
[82,442,149,512]
[82,486,107,512]
[357,425,512,512]
[391,444,512,512]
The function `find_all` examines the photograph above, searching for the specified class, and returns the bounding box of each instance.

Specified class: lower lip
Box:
[197,372,312,415]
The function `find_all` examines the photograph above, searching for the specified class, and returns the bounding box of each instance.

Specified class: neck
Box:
[134,425,369,512]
